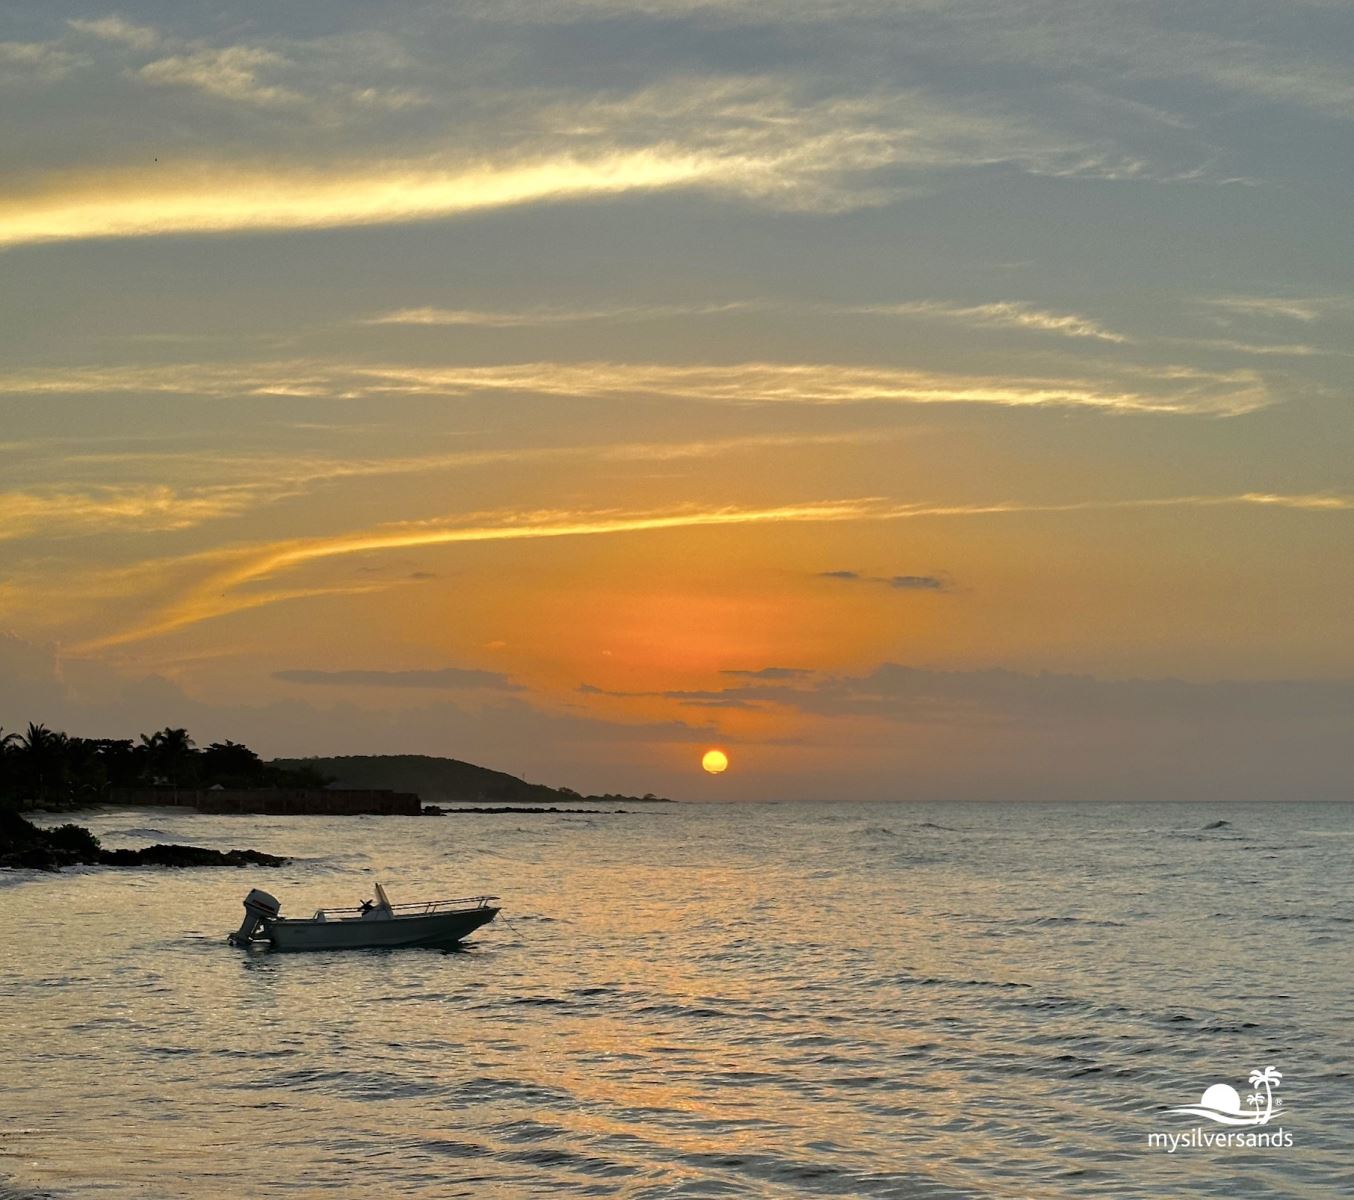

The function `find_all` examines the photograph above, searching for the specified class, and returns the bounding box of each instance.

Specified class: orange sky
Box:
[2,3,1353,799]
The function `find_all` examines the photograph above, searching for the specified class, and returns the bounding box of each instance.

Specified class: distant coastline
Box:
[271,753,673,810]
[2,726,671,873]
[1,723,671,814]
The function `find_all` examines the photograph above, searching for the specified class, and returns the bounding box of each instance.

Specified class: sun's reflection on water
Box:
[1,801,1349,1197]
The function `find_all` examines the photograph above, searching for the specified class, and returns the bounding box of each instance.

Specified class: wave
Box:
[1000,915,1129,928]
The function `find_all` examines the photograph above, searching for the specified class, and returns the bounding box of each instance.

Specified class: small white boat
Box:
[228,883,499,951]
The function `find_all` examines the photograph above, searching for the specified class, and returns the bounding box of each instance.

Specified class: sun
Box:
[701,748,729,774]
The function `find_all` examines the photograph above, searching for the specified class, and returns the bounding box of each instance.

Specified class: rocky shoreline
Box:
[421,804,629,815]
[0,811,288,873]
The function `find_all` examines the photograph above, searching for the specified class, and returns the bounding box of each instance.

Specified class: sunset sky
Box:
[3,2,1352,800]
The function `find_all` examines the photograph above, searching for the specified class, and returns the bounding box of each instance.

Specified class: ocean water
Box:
[1,801,1349,1199]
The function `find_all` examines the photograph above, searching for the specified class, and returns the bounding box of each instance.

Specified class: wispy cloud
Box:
[0,483,287,542]
[842,300,1129,342]
[325,360,1272,416]
[0,70,1209,249]
[364,301,760,327]
[1234,492,1354,511]
[0,428,897,540]
[0,152,735,249]
[1202,296,1350,323]
[65,489,1354,652]
[38,427,885,481]
[0,41,87,82]
[1166,337,1337,358]
[1178,40,1354,121]
[0,78,911,246]
[66,16,162,53]
[64,17,428,119]
[71,498,889,652]
[473,0,1354,124]
[138,46,304,108]
[365,296,1128,342]
[0,358,1265,416]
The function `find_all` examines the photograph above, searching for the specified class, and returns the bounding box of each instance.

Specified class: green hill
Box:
[269,754,669,807]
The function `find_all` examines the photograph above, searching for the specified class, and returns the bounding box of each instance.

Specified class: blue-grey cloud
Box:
[572,660,1354,798]
[274,667,521,690]
[720,666,815,680]
[0,633,718,798]
[578,682,766,710]
[686,661,1354,723]
[887,575,947,591]
[820,570,951,592]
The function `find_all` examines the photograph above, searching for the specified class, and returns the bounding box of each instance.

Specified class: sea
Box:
[1,800,1349,1199]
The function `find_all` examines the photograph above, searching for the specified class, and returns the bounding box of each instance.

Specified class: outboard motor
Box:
[229,888,280,945]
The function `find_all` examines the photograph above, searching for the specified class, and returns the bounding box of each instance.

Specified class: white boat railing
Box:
[310,895,500,920]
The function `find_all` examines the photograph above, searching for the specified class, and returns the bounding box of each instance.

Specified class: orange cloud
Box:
[64,490,1353,653]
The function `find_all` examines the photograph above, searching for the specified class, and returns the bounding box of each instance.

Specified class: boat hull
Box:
[264,906,499,952]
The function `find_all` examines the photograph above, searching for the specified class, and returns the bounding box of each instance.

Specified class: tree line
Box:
[0,724,330,809]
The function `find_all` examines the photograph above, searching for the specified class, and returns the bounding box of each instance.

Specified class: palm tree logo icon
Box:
[1247,1066,1283,1123]
[1166,1065,1285,1125]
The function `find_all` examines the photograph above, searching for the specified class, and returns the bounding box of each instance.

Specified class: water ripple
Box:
[1,800,1349,1198]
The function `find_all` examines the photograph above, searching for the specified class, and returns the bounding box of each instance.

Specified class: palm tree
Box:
[1246,1093,1265,1120]
[141,727,197,801]
[18,723,67,805]
[1248,1066,1282,1123]
[203,740,261,785]
[0,727,18,805]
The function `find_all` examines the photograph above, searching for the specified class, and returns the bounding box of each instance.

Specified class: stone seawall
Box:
[108,787,422,816]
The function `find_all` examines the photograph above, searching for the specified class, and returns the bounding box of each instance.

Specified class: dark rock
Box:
[13,846,63,872]
[423,804,625,815]
[1,810,287,872]
[97,844,289,869]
